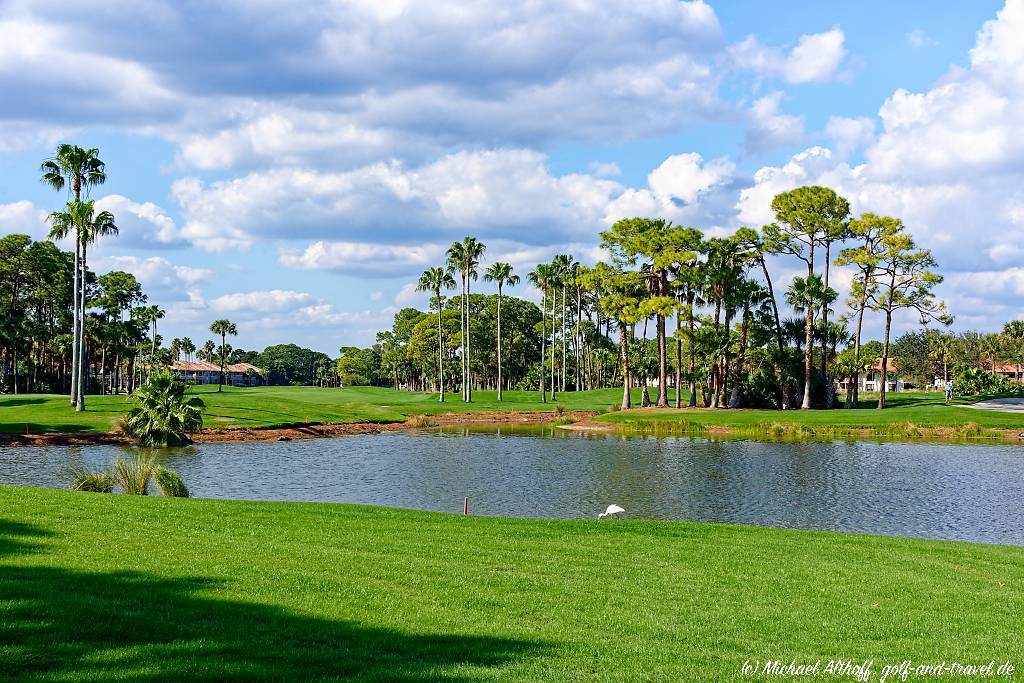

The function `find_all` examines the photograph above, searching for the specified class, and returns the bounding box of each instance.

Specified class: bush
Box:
[124,371,205,446]
[953,366,1019,396]
[113,455,157,495]
[155,467,189,497]
[71,471,115,493]
[739,368,781,409]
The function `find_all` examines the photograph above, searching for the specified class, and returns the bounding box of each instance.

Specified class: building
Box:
[170,360,265,387]
[991,361,1023,381]
[837,357,905,394]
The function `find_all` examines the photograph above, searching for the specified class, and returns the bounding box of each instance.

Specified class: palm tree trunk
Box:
[76,240,88,411]
[70,233,81,406]
[851,279,869,408]
[436,290,445,402]
[729,305,750,408]
[497,283,503,401]
[619,321,630,410]
[219,332,225,391]
[539,287,546,403]
[686,290,697,408]
[561,285,567,392]
[675,305,682,408]
[549,290,556,401]
[879,307,893,410]
[466,277,472,402]
[801,252,815,410]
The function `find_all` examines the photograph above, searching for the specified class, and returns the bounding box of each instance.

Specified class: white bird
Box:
[597,504,625,519]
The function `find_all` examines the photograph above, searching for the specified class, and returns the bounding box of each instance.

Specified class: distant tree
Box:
[209,319,238,391]
[483,262,520,401]
[416,266,456,400]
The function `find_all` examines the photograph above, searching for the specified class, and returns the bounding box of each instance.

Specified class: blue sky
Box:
[1,0,1021,353]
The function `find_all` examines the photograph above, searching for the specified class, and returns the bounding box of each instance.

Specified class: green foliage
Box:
[155,467,189,498]
[257,343,333,385]
[71,471,115,493]
[891,331,933,386]
[953,366,1017,396]
[123,371,205,446]
[112,455,157,495]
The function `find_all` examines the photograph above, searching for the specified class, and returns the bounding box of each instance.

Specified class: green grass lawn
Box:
[3,385,1023,437]
[598,391,1024,438]
[1,486,1021,681]
[0,385,630,434]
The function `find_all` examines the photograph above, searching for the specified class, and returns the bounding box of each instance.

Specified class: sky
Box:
[1,0,1022,354]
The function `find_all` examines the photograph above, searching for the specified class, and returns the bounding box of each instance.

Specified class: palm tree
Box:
[180,337,196,382]
[123,370,205,446]
[552,254,575,392]
[47,200,118,411]
[446,237,485,402]
[40,145,106,408]
[416,266,456,401]
[528,263,556,403]
[785,274,837,409]
[209,319,238,391]
[483,262,520,400]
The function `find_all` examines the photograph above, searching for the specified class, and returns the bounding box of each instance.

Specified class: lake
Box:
[2,426,1022,545]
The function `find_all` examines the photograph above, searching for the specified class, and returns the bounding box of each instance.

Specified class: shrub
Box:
[71,471,115,493]
[608,404,621,412]
[406,415,432,428]
[554,404,566,415]
[155,467,189,498]
[124,371,205,446]
[113,455,157,495]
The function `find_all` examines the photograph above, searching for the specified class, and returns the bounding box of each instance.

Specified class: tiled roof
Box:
[170,360,264,373]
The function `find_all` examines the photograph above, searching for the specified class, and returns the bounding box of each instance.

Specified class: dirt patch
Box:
[0,411,597,447]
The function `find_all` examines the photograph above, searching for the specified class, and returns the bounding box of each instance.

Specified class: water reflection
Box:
[2,427,1022,545]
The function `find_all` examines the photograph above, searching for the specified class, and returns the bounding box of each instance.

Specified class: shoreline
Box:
[0,410,596,447]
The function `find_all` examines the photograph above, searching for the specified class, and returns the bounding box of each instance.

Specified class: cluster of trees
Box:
[889,323,1024,394]
[342,186,966,410]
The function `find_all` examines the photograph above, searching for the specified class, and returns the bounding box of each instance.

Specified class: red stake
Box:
[463,497,469,515]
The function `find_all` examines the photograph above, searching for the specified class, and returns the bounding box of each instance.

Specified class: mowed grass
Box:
[1,486,1022,681]
[600,391,1024,437]
[0,385,634,434]
[3,385,1023,437]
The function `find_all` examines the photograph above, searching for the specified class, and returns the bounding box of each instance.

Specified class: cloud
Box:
[0,200,49,240]
[824,116,876,159]
[2,0,728,163]
[730,27,847,84]
[906,29,933,48]
[744,92,805,155]
[278,241,443,277]
[646,153,735,204]
[89,255,214,301]
[868,0,1024,181]
[93,195,185,249]
[208,289,313,313]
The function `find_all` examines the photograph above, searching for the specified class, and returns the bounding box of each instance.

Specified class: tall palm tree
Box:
[552,254,575,392]
[209,319,238,392]
[483,262,519,400]
[446,237,485,402]
[528,263,556,403]
[47,200,118,411]
[785,274,837,409]
[417,266,455,401]
[180,336,197,383]
[40,145,106,407]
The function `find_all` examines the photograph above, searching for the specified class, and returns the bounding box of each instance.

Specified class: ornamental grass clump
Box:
[69,453,189,498]
[123,371,205,447]
[71,471,115,493]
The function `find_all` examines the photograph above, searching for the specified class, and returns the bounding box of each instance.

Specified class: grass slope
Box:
[3,385,1023,438]
[0,487,1022,681]
[600,392,1024,439]
[0,385,631,434]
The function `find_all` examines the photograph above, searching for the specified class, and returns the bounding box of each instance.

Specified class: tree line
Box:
[338,186,998,410]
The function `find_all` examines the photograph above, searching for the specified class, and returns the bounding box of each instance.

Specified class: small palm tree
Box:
[417,266,456,401]
[123,370,205,446]
[528,263,557,403]
[785,274,838,409]
[446,237,486,402]
[483,262,519,400]
[209,319,238,391]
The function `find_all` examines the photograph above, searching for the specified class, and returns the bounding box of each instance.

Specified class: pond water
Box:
[2,426,1023,545]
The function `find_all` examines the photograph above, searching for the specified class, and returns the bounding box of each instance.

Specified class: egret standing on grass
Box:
[598,504,625,519]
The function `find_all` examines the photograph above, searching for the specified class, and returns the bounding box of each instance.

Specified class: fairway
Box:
[0,486,1022,681]
[4,385,1024,440]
